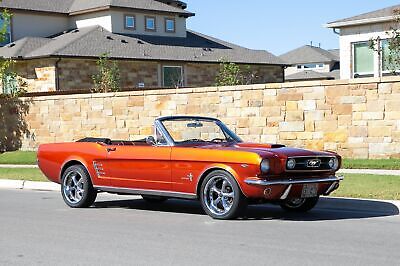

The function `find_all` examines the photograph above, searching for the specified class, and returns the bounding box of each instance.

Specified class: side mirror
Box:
[146,136,156,145]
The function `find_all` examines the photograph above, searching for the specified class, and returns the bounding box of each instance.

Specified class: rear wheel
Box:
[200,170,247,220]
[61,165,97,208]
[141,195,168,203]
[279,197,319,212]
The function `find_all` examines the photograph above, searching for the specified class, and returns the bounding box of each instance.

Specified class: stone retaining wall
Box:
[19,77,400,158]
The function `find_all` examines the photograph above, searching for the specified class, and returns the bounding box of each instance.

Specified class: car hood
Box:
[196,142,336,159]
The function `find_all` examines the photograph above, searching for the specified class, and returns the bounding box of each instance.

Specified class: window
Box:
[145,16,156,31]
[124,15,136,30]
[353,42,374,76]
[0,15,11,46]
[165,18,175,32]
[381,39,400,73]
[297,63,324,69]
[163,66,183,87]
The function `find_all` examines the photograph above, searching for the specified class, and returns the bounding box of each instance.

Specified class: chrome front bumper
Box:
[244,175,344,186]
[244,175,344,200]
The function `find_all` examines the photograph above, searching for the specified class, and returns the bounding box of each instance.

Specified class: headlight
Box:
[328,157,339,170]
[287,158,296,170]
[260,159,270,173]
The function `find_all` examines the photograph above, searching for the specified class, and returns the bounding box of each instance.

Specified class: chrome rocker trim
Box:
[94,186,197,199]
[244,175,344,186]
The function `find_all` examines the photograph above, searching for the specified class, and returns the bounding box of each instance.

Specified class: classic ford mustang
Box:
[38,116,343,219]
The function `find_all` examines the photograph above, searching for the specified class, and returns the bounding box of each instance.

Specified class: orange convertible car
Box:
[38,116,343,219]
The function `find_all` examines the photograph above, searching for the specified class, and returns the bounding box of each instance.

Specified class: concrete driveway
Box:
[0,189,399,266]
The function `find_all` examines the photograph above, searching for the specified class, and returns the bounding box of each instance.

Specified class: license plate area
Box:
[301,183,318,198]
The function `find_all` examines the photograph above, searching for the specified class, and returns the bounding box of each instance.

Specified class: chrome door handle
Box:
[107,147,117,152]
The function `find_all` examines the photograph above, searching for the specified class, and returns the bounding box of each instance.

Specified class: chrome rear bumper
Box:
[244,175,344,186]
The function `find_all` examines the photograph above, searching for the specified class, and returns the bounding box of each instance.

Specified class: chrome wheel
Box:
[203,175,235,216]
[63,171,85,204]
[280,197,319,212]
[285,198,306,208]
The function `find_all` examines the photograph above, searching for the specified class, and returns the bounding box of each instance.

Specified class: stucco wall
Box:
[110,10,187,37]
[339,22,397,79]
[70,11,113,32]
[285,63,332,76]
[11,12,69,41]
[19,77,400,159]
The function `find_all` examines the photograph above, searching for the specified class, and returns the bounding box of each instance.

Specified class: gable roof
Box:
[0,0,194,16]
[286,70,339,82]
[0,26,284,65]
[279,45,339,65]
[326,4,400,28]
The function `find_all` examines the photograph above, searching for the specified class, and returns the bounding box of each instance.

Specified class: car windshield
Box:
[160,118,240,145]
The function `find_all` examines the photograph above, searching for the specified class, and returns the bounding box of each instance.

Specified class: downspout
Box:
[282,65,287,83]
[332,28,340,35]
[55,58,61,91]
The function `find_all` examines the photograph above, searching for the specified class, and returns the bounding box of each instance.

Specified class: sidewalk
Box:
[338,169,400,176]
[0,164,38,168]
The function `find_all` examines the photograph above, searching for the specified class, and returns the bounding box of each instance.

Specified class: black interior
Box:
[77,137,150,146]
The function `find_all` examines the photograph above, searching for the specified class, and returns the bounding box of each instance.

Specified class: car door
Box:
[103,144,172,191]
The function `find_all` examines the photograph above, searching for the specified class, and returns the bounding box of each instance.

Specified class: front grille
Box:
[286,156,334,171]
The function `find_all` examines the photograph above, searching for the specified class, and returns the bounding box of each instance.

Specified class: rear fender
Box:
[60,156,93,183]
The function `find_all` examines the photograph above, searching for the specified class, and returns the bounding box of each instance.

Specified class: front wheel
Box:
[61,165,97,208]
[200,170,247,220]
[279,197,319,212]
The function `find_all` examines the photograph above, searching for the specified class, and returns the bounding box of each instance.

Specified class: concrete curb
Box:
[0,179,60,191]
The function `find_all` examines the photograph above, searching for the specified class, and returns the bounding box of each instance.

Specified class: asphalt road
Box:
[1,189,399,266]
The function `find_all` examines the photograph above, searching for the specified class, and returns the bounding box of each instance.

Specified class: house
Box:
[0,0,285,93]
[279,45,340,82]
[326,4,400,79]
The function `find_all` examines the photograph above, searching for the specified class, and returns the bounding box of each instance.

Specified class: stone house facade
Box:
[15,58,283,92]
[0,0,285,93]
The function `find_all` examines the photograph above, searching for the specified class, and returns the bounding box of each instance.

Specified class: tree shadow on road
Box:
[93,196,399,221]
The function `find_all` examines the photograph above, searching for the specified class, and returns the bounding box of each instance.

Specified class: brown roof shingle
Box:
[0,26,284,65]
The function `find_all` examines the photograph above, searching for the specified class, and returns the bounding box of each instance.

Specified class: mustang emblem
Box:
[182,173,193,182]
[307,159,321,168]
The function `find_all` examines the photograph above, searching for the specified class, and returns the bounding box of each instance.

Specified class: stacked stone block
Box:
[21,77,400,158]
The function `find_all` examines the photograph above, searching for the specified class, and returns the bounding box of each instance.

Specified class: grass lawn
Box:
[0,151,37,165]
[332,174,400,200]
[0,168,47,182]
[342,158,400,170]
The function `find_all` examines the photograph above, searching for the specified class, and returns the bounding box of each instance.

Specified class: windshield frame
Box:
[155,116,242,146]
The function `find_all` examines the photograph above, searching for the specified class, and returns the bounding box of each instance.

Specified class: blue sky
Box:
[186,0,400,55]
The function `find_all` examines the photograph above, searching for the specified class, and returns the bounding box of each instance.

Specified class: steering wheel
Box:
[210,138,226,143]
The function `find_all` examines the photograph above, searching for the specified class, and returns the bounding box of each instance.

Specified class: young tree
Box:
[92,53,121,93]
[370,9,400,75]
[215,60,257,86]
